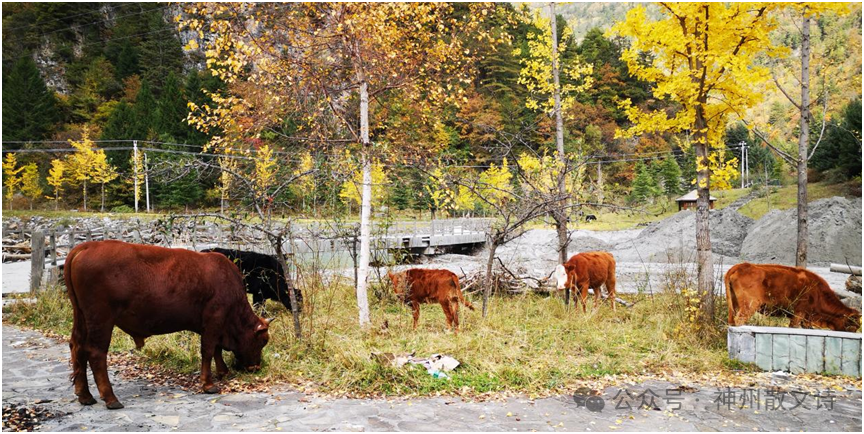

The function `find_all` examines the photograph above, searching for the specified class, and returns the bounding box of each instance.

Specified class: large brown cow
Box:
[64,241,272,409]
[725,262,861,332]
[553,252,617,312]
[387,269,474,332]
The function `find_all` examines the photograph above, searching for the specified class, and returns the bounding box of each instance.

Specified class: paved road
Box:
[2,325,861,432]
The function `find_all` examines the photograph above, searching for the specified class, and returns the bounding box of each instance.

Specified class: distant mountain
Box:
[527,2,661,42]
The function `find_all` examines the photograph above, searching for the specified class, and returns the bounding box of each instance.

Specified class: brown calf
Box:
[553,252,617,312]
[725,262,861,332]
[387,268,475,332]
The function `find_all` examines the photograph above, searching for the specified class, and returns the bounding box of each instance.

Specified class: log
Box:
[830,264,862,276]
[3,253,31,261]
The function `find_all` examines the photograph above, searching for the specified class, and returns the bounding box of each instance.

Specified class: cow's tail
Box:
[453,275,475,311]
[724,267,737,326]
[64,246,87,383]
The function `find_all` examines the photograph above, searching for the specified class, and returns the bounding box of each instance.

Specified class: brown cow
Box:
[553,252,617,312]
[64,241,272,409]
[725,262,861,332]
[387,269,474,332]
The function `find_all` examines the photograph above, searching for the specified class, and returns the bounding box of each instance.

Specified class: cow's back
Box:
[404,269,458,302]
[727,263,828,307]
[67,241,248,336]
[568,251,615,285]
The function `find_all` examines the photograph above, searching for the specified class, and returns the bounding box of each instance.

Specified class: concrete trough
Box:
[728,326,862,377]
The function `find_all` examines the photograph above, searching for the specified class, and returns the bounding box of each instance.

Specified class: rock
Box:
[846,275,862,295]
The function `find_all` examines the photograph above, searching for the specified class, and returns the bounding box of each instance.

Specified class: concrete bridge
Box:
[282,218,492,256]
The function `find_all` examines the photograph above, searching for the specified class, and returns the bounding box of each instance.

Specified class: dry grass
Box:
[4,274,743,397]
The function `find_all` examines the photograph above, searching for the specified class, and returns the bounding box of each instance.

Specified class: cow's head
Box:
[388,271,407,296]
[841,311,862,332]
[553,264,574,290]
[233,317,273,371]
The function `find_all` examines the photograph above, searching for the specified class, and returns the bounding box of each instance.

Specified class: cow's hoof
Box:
[79,396,97,406]
[204,384,220,394]
[105,401,124,410]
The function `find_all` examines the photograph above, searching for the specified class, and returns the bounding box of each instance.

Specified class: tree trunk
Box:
[482,239,498,318]
[694,111,715,324]
[356,78,372,327]
[796,11,811,268]
[100,183,106,212]
[550,2,570,305]
[82,180,88,212]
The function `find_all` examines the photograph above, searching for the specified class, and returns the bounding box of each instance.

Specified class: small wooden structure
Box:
[675,189,716,211]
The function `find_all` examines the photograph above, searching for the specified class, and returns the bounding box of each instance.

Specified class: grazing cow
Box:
[387,269,475,332]
[725,262,862,332]
[64,241,272,409]
[584,214,597,222]
[553,252,617,312]
[202,248,303,313]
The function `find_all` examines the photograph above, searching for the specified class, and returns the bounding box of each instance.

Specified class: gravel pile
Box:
[611,208,754,263]
[740,197,862,266]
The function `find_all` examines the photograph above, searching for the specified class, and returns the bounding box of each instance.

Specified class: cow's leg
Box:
[450,298,461,333]
[577,282,590,313]
[252,291,265,311]
[592,285,602,309]
[70,325,96,405]
[607,275,617,311]
[411,300,421,330]
[732,299,760,326]
[214,346,229,379]
[85,327,122,409]
[439,300,454,331]
[199,336,220,394]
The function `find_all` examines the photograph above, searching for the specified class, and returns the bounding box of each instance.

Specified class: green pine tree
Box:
[133,80,158,139]
[631,161,660,203]
[2,56,60,142]
[156,71,188,141]
[660,157,683,195]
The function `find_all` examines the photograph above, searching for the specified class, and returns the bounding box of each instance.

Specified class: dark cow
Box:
[584,214,597,222]
[202,248,302,313]
[554,251,617,312]
[387,269,475,333]
[64,241,272,409]
[725,262,862,332]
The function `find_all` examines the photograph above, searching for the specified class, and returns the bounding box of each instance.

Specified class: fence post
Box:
[50,231,57,266]
[86,229,92,242]
[30,230,45,294]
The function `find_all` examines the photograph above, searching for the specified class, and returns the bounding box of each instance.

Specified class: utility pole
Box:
[738,142,749,188]
[144,153,151,213]
[133,140,139,213]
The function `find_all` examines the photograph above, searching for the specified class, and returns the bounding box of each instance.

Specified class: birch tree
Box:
[181,2,500,326]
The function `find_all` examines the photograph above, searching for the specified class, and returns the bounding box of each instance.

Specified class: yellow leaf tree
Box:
[611,3,781,324]
[46,159,66,210]
[20,163,43,210]
[2,153,23,210]
[91,152,119,213]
